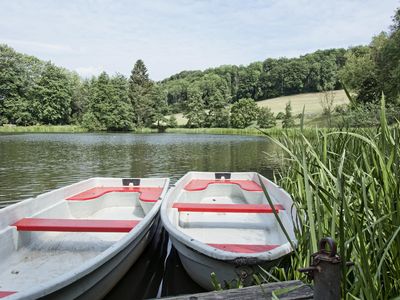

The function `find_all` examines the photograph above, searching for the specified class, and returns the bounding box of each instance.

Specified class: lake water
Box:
[0,132,280,298]
[0,133,278,203]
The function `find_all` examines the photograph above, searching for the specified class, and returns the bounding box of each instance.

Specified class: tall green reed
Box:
[263,96,400,299]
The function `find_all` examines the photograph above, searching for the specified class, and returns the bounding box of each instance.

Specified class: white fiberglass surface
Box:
[0,231,118,291]
[65,193,146,220]
[0,194,144,292]
[172,182,294,247]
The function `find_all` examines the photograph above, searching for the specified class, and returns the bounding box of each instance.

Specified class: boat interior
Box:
[0,177,168,296]
[166,172,296,254]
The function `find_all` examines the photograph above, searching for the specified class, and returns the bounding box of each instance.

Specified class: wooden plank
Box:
[173,203,284,213]
[160,280,313,300]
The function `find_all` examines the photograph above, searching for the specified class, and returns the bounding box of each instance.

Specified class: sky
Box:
[0,0,399,80]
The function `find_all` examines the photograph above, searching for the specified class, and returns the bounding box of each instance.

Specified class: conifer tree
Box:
[128,59,153,127]
[282,101,295,128]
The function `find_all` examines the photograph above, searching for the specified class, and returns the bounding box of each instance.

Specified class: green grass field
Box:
[256,89,348,114]
[173,90,348,126]
[0,90,349,133]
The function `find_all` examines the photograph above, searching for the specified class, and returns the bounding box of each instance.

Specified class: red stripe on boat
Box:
[208,244,279,253]
[67,187,163,202]
[172,203,284,213]
[0,292,16,298]
[184,180,262,192]
[13,218,140,233]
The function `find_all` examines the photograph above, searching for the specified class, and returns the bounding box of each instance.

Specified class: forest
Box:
[0,7,399,130]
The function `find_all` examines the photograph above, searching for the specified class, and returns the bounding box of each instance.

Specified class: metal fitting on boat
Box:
[232,257,260,266]
[235,265,253,280]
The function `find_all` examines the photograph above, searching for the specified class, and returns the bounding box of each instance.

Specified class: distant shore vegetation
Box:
[1,7,399,132]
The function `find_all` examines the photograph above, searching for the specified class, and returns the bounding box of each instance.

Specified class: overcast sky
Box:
[0,0,399,80]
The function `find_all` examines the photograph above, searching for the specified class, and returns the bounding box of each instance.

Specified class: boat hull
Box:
[171,236,283,290]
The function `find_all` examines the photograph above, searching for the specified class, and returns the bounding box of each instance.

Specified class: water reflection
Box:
[0,133,278,202]
[0,132,280,298]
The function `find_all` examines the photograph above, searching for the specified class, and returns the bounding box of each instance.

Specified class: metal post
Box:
[299,237,344,300]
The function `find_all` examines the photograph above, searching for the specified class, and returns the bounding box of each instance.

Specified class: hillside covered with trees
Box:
[0,7,399,130]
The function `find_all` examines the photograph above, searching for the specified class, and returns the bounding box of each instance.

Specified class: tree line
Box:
[0,46,345,130]
[339,8,400,105]
[0,7,398,130]
[162,47,346,114]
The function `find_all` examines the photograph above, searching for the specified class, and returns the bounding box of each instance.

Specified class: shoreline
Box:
[0,125,87,133]
[0,125,268,136]
[0,125,344,136]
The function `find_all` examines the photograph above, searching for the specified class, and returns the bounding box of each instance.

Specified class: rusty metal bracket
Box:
[299,237,352,300]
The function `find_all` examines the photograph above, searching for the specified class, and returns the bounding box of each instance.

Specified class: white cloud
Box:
[0,0,398,80]
[0,39,75,55]
[75,66,104,77]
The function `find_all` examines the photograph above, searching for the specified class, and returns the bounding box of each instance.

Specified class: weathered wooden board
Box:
[160,280,313,300]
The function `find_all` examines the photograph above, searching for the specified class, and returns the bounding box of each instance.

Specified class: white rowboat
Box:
[0,177,169,299]
[161,172,297,290]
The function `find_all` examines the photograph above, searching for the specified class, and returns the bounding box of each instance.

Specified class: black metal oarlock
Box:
[122,178,140,186]
[299,237,353,300]
[215,172,231,180]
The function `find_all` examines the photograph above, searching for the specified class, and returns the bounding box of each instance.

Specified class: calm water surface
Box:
[0,132,278,202]
[0,132,280,298]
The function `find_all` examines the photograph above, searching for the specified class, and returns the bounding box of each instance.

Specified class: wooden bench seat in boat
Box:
[172,203,284,213]
[207,243,279,253]
[67,187,163,202]
[184,180,263,192]
[13,218,140,233]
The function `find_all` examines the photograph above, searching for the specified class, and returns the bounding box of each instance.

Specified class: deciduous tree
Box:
[145,84,169,128]
[257,107,276,128]
[205,91,229,128]
[33,63,73,125]
[184,86,206,128]
[230,98,259,128]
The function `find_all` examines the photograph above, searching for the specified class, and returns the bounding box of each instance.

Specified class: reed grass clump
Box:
[166,127,264,135]
[165,127,326,137]
[264,97,400,299]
